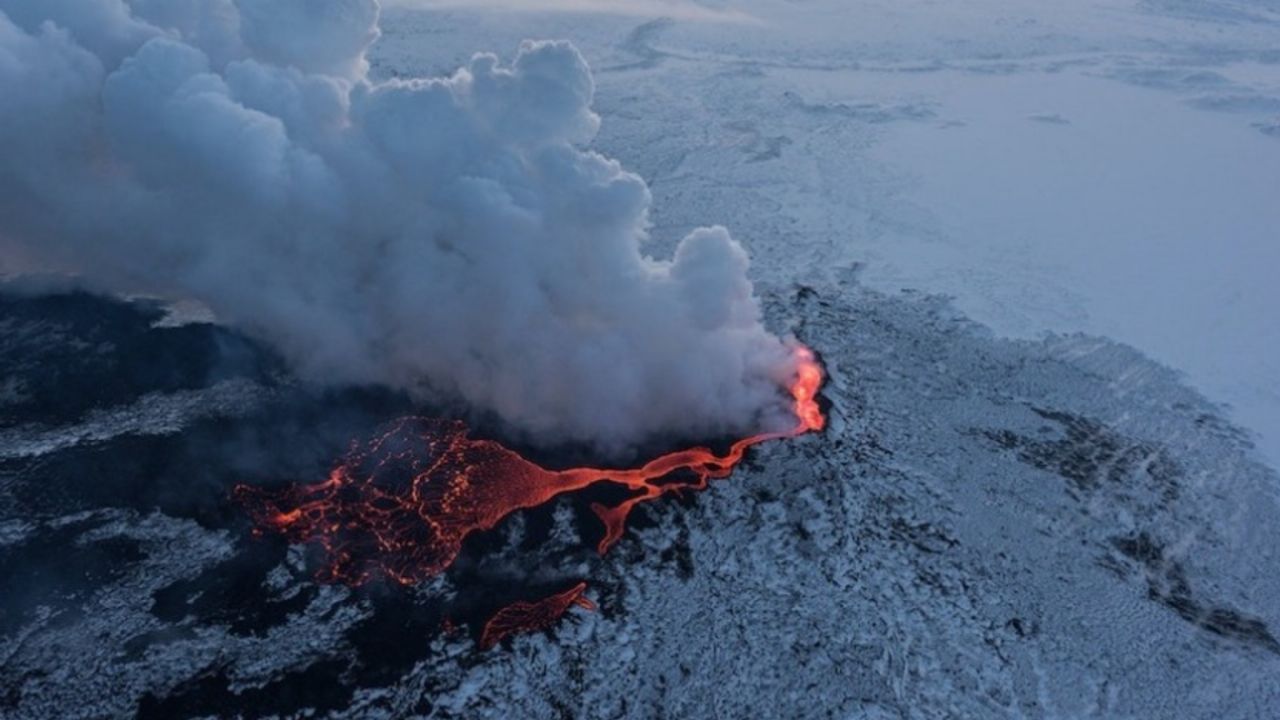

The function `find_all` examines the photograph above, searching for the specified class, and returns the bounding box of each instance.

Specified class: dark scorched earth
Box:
[1,280,1278,719]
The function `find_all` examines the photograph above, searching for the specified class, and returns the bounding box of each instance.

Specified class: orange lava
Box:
[480,582,596,650]
[234,345,824,586]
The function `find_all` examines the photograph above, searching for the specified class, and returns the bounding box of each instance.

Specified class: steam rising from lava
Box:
[234,346,825,586]
[0,0,799,449]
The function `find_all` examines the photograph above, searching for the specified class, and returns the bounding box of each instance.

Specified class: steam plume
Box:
[0,0,795,449]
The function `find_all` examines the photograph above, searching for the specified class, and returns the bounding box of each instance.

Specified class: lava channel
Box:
[235,346,825,587]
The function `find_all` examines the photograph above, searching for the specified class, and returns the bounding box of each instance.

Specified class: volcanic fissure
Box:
[235,345,825,645]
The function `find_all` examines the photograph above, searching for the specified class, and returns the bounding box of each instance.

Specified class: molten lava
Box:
[235,346,824,589]
[480,582,596,650]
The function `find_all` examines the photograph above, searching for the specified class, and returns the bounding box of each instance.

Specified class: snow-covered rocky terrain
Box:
[3,284,1279,718]
[3,1,1279,718]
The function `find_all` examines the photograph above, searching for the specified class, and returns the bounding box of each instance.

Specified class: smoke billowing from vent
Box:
[0,0,796,449]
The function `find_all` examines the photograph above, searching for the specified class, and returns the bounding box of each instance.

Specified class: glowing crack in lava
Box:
[480,582,596,650]
[235,346,825,589]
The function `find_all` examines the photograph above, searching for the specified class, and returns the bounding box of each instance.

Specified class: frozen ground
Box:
[377,0,1280,467]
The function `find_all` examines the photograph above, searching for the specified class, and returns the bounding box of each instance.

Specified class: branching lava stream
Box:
[235,346,825,643]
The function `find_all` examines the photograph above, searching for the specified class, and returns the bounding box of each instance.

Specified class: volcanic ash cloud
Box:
[0,0,797,449]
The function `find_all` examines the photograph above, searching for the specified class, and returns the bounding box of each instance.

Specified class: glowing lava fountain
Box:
[235,346,825,586]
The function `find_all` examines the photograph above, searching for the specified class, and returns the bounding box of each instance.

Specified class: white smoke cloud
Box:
[0,0,797,450]
[384,0,760,24]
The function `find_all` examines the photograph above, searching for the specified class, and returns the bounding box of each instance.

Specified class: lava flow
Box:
[479,582,596,650]
[234,346,825,587]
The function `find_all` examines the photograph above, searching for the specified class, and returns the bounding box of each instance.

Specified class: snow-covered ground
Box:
[378,0,1280,467]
